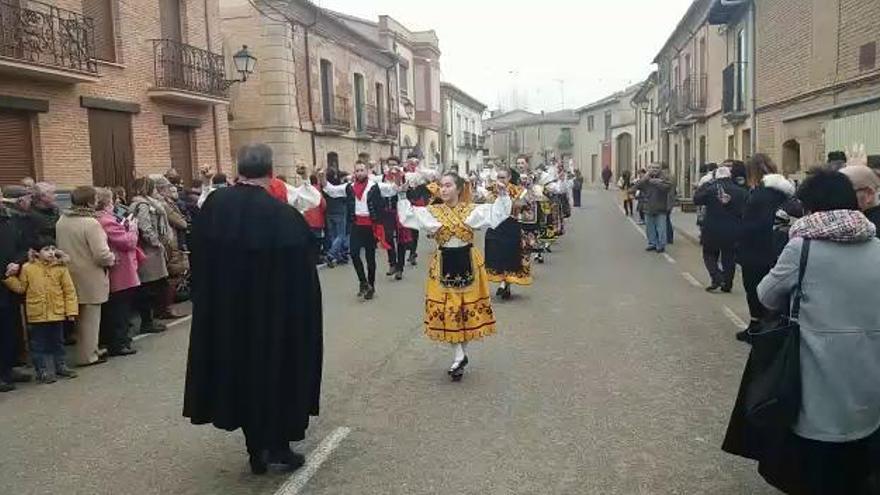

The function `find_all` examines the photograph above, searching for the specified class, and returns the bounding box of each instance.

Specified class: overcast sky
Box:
[313,0,694,112]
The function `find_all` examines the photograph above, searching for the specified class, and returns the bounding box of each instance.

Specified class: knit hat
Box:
[840,165,880,191]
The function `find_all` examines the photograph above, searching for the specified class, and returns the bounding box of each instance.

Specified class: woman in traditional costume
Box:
[484,167,532,299]
[398,173,511,381]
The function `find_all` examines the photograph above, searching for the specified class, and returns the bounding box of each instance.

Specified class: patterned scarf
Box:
[789,209,876,243]
[66,206,98,218]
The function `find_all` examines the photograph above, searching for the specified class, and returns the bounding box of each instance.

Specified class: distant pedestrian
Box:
[630,164,672,253]
[736,154,796,342]
[693,166,747,292]
[323,168,349,268]
[572,169,584,207]
[618,170,634,216]
[3,238,79,383]
[183,143,323,475]
[601,167,613,190]
[56,186,116,367]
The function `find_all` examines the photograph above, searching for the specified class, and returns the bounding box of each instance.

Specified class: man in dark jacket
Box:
[323,168,349,267]
[0,190,32,391]
[321,161,397,300]
[183,143,323,475]
[601,167,613,190]
[631,164,672,253]
[693,167,748,292]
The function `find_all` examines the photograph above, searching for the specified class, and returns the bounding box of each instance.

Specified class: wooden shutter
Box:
[0,109,34,186]
[81,0,115,62]
[168,126,193,187]
[88,108,133,190]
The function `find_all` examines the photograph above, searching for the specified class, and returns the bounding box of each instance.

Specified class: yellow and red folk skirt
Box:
[485,217,533,286]
[424,245,496,344]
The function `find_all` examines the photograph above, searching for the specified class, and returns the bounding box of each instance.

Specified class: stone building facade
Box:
[653,0,727,198]
[484,110,578,167]
[632,72,662,172]
[329,13,443,166]
[220,0,399,175]
[0,0,231,188]
[751,0,880,174]
[574,84,639,184]
[440,82,486,173]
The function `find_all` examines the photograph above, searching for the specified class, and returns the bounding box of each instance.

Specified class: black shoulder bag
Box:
[744,238,811,428]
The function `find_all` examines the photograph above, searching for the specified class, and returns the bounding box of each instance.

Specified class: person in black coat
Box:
[0,191,31,391]
[736,155,797,341]
[183,144,323,475]
[693,166,748,292]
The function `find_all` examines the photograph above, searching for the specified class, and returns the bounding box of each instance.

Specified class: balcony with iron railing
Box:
[148,39,228,105]
[322,95,351,132]
[0,0,98,83]
[671,74,708,124]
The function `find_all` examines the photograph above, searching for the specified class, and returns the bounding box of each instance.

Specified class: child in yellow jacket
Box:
[3,238,79,383]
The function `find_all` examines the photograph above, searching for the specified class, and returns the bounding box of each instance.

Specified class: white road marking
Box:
[662,253,677,264]
[723,306,747,329]
[681,272,703,288]
[616,204,626,215]
[131,315,192,342]
[626,217,647,239]
[275,426,352,495]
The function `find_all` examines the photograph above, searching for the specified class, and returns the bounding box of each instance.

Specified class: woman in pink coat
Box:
[96,188,142,357]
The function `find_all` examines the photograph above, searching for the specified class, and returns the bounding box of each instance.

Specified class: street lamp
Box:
[225,45,257,87]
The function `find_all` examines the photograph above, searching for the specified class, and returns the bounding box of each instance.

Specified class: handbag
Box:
[744,238,811,428]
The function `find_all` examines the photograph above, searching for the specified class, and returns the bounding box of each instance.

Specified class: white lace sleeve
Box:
[465,195,512,230]
[397,197,442,233]
[323,182,348,198]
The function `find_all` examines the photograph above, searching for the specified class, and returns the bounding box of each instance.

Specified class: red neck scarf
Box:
[352,179,368,200]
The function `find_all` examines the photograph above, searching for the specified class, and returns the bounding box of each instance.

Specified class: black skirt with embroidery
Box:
[439,245,474,289]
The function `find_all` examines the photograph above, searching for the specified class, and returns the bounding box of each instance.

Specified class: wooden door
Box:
[160,0,182,42]
[88,108,134,191]
[0,109,34,186]
[168,126,193,187]
[159,0,183,88]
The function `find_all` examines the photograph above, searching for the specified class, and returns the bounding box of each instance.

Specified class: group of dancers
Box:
[319,155,575,381]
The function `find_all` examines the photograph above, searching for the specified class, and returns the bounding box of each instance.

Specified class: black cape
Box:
[183,185,323,442]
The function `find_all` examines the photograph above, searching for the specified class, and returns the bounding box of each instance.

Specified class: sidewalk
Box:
[670,206,700,245]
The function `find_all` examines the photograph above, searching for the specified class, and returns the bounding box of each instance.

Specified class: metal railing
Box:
[0,0,97,74]
[323,95,351,131]
[672,74,708,120]
[152,39,227,98]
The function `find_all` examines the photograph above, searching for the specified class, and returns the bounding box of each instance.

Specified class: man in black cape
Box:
[183,143,323,475]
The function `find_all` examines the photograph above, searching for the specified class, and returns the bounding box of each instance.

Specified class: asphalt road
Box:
[0,188,777,495]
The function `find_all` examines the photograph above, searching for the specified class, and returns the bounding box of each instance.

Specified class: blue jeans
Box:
[326,214,348,262]
[29,322,66,377]
[645,212,668,251]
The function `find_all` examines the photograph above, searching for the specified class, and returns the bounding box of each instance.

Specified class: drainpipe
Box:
[303,20,317,168]
[205,0,223,172]
[749,0,757,155]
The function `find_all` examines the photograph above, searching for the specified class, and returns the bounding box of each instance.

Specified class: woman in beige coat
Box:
[55,186,116,366]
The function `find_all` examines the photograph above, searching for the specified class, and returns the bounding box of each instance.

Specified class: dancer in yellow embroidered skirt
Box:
[485,167,532,300]
[398,172,511,381]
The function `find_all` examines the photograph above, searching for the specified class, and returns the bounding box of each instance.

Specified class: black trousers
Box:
[243,425,287,456]
[135,279,166,331]
[703,244,737,287]
[741,263,773,321]
[0,304,20,381]
[100,288,134,352]
[573,189,582,207]
[350,224,377,286]
[383,222,405,274]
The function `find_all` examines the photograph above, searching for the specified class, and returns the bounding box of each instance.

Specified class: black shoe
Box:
[9,369,32,383]
[496,286,504,297]
[327,259,336,268]
[140,322,167,334]
[501,286,512,300]
[394,271,403,281]
[705,284,721,292]
[108,347,137,357]
[268,449,305,472]
[409,255,417,266]
[357,283,367,298]
[721,285,733,293]
[249,452,268,475]
[735,330,751,343]
[386,269,395,277]
[364,286,375,300]
[447,356,469,376]
[645,246,657,252]
[656,248,666,254]
[56,366,78,379]
[0,380,15,392]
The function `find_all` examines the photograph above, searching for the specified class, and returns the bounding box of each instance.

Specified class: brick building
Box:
[749,0,880,174]
[220,0,399,175]
[0,0,232,189]
[440,82,486,173]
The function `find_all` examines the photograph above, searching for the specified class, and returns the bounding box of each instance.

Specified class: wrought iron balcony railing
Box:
[0,0,97,75]
[323,95,351,131]
[672,74,708,121]
[152,39,227,98]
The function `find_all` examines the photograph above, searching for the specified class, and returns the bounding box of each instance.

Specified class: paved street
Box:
[0,189,777,495]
